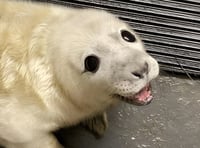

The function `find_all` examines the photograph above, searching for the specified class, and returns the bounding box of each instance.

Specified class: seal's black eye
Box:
[84,55,100,73]
[121,30,136,42]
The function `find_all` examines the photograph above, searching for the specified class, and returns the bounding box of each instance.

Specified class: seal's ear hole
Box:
[84,55,100,73]
[121,30,136,43]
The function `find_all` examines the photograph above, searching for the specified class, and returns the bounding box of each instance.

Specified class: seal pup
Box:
[0,1,159,148]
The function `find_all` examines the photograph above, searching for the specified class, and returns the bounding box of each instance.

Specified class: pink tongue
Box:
[135,86,151,101]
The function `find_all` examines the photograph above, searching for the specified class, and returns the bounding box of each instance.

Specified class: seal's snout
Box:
[114,83,154,106]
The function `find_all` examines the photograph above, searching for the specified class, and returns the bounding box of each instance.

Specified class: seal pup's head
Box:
[49,9,159,111]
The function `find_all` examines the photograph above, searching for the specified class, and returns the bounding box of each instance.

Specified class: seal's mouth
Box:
[114,84,153,106]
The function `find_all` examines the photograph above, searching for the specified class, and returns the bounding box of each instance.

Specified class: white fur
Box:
[0,1,159,148]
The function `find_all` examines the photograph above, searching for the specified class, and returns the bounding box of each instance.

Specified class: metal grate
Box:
[36,0,200,75]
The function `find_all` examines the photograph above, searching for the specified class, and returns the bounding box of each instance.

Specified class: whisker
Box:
[175,56,193,81]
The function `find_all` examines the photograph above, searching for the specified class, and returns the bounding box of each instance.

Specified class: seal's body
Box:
[0,1,159,148]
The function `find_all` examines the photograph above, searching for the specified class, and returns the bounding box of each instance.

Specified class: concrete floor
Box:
[55,72,200,148]
[1,72,200,148]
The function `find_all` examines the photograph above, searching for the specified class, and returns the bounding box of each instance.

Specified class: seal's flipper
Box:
[81,112,108,138]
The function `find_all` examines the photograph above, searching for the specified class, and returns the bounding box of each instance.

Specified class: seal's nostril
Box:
[132,72,144,79]
[144,62,149,74]
[132,62,149,79]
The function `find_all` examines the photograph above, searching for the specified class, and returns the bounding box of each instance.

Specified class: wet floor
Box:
[1,72,200,148]
[56,72,200,148]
